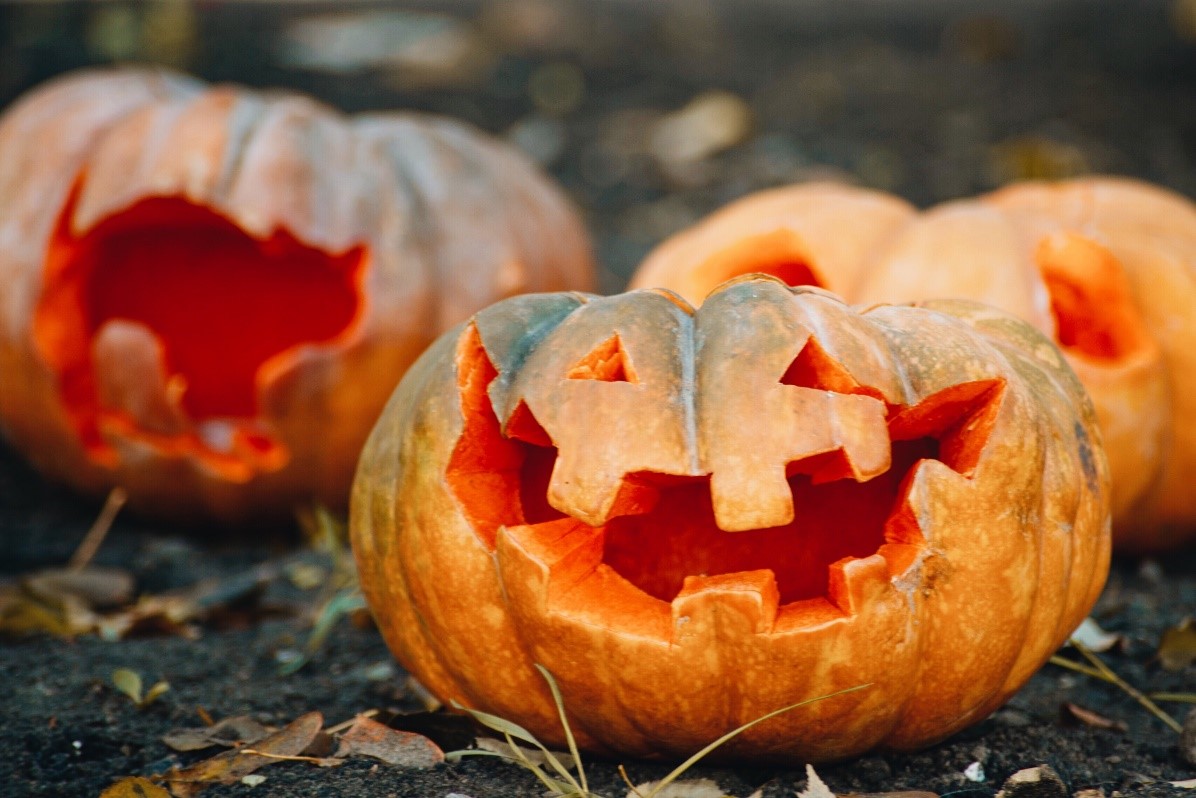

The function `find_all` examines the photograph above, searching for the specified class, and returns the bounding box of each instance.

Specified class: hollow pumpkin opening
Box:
[1036,231,1151,363]
[697,229,823,290]
[448,323,1004,632]
[34,192,368,478]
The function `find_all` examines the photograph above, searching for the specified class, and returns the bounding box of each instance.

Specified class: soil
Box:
[2,2,1196,797]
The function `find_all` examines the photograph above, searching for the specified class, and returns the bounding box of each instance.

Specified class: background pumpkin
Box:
[631,178,1193,552]
[0,67,594,523]
[351,276,1110,763]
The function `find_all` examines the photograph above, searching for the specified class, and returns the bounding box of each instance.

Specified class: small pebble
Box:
[964,761,986,782]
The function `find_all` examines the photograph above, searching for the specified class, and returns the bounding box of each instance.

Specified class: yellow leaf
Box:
[112,669,143,705]
[99,776,171,797]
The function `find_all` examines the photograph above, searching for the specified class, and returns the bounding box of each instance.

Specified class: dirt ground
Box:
[2,2,1196,796]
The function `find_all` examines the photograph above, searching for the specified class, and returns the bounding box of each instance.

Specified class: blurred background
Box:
[3,0,1196,292]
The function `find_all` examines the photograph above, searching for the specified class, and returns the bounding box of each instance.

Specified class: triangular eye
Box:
[779,337,865,392]
[567,335,637,383]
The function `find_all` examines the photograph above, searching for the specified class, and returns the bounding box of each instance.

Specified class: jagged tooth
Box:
[670,570,780,643]
[710,466,793,532]
[826,555,890,615]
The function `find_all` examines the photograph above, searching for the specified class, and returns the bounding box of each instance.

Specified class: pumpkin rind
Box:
[630,179,1190,551]
[0,67,594,522]
[351,277,1110,763]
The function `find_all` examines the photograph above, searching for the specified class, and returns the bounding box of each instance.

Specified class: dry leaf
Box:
[1171,778,1196,789]
[166,711,324,792]
[995,765,1067,798]
[1159,618,1196,672]
[112,668,169,708]
[797,765,836,798]
[163,716,270,752]
[475,736,574,771]
[25,566,134,608]
[100,777,171,798]
[334,715,444,768]
[1061,702,1128,732]
[388,710,475,750]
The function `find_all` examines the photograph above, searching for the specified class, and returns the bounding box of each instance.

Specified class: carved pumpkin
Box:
[351,277,1110,763]
[631,179,1193,551]
[0,67,593,522]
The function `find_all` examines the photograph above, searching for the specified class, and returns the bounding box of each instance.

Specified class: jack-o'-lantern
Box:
[0,67,593,522]
[631,179,1194,551]
[351,277,1110,763]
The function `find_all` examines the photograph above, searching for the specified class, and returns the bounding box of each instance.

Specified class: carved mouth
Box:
[35,192,367,478]
[448,322,1002,633]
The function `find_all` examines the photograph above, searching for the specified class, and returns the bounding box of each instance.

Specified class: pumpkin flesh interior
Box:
[449,325,1003,633]
[35,195,368,477]
[697,229,823,289]
[1036,231,1151,363]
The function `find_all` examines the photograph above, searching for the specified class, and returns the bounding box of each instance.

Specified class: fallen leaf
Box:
[0,579,98,637]
[797,765,836,798]
[166,711,324,791]
[387,710,474,750]
[474,736,574,771]
[625,777,727,798]
[113,668,170,708]
[1061,702,1128,732]
[1159,618,1196,672]
[163,716,270,752]
[1171,778,1196,789]
[1068,617,1123,653]
[240,774,267,787]
[113,669,144,704]
[100,777,171,797]
[995,765,1067,798]
[335,715,444,768]
[25,566,134,609]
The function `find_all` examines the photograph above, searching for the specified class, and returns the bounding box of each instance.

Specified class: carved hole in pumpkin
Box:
[33,192,367,477]
[699,230,823,290]
[1036,231,1151,363]
[567,335,637,383]
[447,324,1004,624]
[781,336,889,403]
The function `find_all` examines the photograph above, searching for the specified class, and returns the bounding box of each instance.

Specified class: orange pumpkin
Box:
[351,276,1109,763]
[0,67,593,522]
[631,179,1194,551]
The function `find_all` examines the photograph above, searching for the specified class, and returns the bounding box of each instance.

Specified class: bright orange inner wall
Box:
[36,195,367,462]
